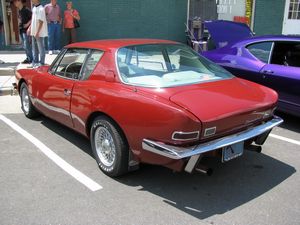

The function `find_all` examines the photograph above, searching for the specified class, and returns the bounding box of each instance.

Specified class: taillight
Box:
[172,131,200,141]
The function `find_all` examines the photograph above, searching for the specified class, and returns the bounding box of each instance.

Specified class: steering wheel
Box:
[64,62,82,79]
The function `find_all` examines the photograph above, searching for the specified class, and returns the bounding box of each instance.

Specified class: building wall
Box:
[189,0,217,20]
[41,0,188,43]
[253,0,285,35]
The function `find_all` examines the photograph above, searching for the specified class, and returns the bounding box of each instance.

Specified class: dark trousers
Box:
[65,28,76,44]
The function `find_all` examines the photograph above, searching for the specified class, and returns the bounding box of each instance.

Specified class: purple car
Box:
[202,20,300,116]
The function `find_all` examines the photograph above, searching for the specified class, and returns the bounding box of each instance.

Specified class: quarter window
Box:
[246,42,273,63]
[80,50,104,80]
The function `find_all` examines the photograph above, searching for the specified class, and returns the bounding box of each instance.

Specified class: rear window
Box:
[117,44,233,88]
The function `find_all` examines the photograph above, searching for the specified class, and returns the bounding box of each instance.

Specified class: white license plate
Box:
[222,142,244,162]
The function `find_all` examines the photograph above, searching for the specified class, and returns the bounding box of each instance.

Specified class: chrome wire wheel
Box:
[94,126,116,167]
[21,86,30,114]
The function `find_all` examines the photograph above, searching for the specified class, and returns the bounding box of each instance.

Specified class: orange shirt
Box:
[64,9,79,29]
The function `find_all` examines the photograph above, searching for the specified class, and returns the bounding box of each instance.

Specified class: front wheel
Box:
[20,83,39,118]
[90,116,129,177]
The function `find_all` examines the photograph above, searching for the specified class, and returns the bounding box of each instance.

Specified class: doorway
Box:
[1,0,31,46]
[282,0,300,35]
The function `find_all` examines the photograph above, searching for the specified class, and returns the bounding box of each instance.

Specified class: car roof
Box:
[233,35,300,47]
[65,39,179,51]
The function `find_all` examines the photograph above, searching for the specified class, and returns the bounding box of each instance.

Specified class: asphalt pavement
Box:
[0,95,300,225]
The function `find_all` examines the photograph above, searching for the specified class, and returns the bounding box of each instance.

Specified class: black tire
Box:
[90,116,129,177]
[20,83,40,118]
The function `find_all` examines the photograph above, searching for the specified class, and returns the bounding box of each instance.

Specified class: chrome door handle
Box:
[263,70,274,74]
[64,89,72,96]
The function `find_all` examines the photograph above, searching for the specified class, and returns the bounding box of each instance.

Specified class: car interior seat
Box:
[284,50,300,67]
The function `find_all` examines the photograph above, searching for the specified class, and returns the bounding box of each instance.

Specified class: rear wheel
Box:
[20,83,39,118]
[90,116,129,177]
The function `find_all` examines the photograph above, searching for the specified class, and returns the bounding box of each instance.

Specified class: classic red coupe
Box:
[16,39,283,177]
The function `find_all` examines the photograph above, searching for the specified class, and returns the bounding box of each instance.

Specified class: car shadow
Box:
[38,115,94,158]
[276,112,300,133]
[37,115,295,219]
[116,153,295,219]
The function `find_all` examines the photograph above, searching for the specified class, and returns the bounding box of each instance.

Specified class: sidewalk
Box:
[0,51,56,96]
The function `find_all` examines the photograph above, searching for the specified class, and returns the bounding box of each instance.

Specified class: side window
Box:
[49,49,66,74]
[80,50,104,80]
[54,48,88,79]
[270,41,300,67]
[246,42,273,63]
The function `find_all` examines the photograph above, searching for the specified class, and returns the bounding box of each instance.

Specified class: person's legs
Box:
[65,28,71,44]
[31,36,39,66]
[20,33,26,59]
[70,28,76,43]
[36,37,45,65]
[48,23,54,53]
[22,33,33,62]
[54,23,61,51]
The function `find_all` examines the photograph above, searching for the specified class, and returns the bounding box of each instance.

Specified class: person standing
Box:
[0,19,3,50]
[45,0,61,55]
[63,1,80,44]
[13,0,33,64]
[30,0,48,67]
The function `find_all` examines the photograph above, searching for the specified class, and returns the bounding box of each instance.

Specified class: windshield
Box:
[117,44,233,88]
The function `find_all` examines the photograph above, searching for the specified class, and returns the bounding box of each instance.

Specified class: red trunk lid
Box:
[169,78,277,139]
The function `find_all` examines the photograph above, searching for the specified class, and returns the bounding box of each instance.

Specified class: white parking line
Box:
[270,133,300,146]
[0,114,102,192]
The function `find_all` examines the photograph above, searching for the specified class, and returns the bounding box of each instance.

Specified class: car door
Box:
[236,41,274,84]
[36,48,89,128]
[212,41,273,84]
[261,64,300,108]
[260,41,300,112]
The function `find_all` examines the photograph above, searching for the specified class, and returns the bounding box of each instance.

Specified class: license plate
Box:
[222,142,244,162]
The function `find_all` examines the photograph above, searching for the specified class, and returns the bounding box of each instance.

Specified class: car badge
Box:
[204,127,216,137]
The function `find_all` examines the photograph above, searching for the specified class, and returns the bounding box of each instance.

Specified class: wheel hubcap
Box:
[21,87,29,114]
[94,126,116,167]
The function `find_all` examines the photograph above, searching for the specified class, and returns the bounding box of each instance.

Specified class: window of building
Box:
[288,0,300,20]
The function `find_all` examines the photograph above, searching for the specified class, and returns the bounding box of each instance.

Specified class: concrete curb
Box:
[0,87,16,96]
[0,54,61,96]
[0,68,15,76]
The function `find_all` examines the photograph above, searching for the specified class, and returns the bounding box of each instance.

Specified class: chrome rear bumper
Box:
[142,116,283,172]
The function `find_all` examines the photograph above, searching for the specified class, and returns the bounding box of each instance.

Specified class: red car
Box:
[16,39,283,177]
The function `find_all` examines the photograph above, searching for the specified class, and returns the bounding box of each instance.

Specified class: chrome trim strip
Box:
[142,116,283,160]
[268,42,275,64]
[171,131,200,141]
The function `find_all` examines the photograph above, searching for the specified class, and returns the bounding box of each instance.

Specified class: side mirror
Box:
[105,70,116,82]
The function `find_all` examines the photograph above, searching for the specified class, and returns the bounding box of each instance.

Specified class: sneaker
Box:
[49,50,53,55]
[34,63,42,68]
[27,64,35,68]
[54,50,60,54]
[22,58,32,64]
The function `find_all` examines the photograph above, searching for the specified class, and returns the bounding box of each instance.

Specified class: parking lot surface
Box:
[0,96,300,225]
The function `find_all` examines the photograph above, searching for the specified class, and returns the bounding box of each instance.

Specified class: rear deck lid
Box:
[169,78,277,139]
